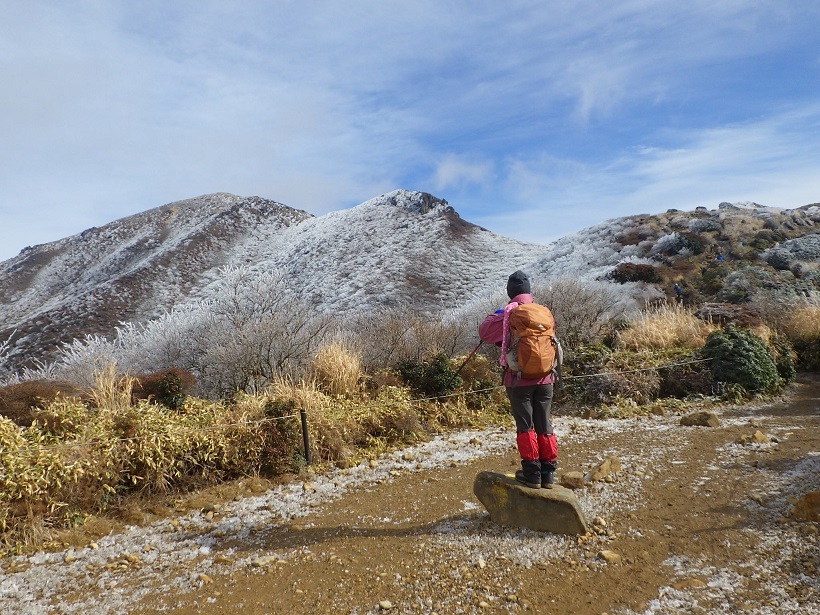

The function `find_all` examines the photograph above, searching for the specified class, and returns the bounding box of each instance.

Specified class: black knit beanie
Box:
[506,270,531,299]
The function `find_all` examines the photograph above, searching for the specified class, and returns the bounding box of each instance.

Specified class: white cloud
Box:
[431,155,494,192]
[1,1,819,260]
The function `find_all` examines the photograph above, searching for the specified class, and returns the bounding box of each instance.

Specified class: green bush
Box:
[771,337,797,384]
[701,327,781,393]
[606,263,662,284]
[397,353,462,397]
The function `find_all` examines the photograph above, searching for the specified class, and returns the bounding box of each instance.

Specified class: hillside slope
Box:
[1,191,819,374]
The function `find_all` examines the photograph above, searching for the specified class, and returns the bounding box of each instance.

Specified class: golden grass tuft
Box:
[310,342,363,397]
[618,304,717,351]
[87,364,136,412]
[781,304,820,343]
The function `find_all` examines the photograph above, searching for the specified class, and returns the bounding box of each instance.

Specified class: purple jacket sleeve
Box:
[478,312,504,346]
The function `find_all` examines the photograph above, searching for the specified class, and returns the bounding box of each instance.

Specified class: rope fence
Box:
[2,357,712,460]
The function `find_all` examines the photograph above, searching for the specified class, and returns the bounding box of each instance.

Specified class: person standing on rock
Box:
[478,271,559,489]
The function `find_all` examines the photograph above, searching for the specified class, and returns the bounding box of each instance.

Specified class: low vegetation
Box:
[1,260,818,555]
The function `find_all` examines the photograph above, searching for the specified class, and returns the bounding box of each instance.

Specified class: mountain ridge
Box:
[1,189,818,374]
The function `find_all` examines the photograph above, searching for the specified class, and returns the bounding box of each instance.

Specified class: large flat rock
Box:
[473,471,589,535]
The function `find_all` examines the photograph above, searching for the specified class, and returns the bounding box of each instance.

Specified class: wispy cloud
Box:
[478,104,820,243]
[1,1,819,260]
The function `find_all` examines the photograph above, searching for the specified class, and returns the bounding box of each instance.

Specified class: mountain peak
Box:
[369,189,453,215]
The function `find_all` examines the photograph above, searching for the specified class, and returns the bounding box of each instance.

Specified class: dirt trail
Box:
[2,376,818,614]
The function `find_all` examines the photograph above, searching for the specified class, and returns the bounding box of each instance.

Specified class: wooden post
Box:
[300,408,311,465]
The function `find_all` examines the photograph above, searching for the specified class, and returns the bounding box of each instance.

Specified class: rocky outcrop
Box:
[473,471,588,535]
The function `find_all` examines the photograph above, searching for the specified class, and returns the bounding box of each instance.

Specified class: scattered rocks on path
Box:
[738,430,770,445]
[473,471,589,535]
[585,455,621,483]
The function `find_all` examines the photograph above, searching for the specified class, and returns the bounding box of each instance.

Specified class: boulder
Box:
[680,411,720,427]
[473,471,588,535]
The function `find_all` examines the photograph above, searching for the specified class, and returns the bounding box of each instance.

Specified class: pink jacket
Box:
[478,293,555,388]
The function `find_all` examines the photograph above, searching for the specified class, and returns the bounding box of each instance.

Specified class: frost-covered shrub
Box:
[701,327,780,393]
[716,271,753,303]
[45,266,333,397]
[688,218,722,233]
[346,306,472,372]
[650,232,706,257]
[533,279,620,350]
[763,248,793,271]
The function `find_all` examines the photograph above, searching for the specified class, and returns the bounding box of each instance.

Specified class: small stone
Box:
[64,554,76,564]
[598,550,622,564]
[198,573,214,585]
[592,516,607,527]
[478,601,491,608]
[752,430,770,444]
[88,543,99,550]
[252,555,278,568]
[680,411,720,427]
[477,557,486,569]
[750,493,765,505]
[378,600,393,610]
[202,503,218,513]
[302,482,316,492]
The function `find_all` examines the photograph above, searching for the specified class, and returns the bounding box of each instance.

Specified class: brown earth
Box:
[2,376,818,614]
[136,378,818,615]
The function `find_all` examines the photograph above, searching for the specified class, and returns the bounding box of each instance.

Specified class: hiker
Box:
[478,271,558,489]
[674,282,683,304]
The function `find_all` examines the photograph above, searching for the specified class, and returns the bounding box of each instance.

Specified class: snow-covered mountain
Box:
[1,190,818,373]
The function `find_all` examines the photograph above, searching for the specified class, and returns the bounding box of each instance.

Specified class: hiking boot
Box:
[515,460,541,489]
[515,470,541,489]
[541,460,557,488]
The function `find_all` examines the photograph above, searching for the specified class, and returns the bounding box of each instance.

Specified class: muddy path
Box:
[1,376,818,614]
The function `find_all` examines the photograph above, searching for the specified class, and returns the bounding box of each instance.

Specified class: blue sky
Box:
[1,1,819,262]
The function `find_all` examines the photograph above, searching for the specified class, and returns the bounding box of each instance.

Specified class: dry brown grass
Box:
[310,343,363,397]
[781,304,820,343]
[618,304,717,351]
[87,364,135,412]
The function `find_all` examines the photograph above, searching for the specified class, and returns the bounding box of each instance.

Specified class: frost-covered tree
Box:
[45,266,332,397]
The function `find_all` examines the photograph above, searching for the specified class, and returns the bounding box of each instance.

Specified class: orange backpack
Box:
[505,303,558,379]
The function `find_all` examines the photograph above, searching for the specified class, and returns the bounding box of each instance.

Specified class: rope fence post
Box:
[300,408,312,466]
